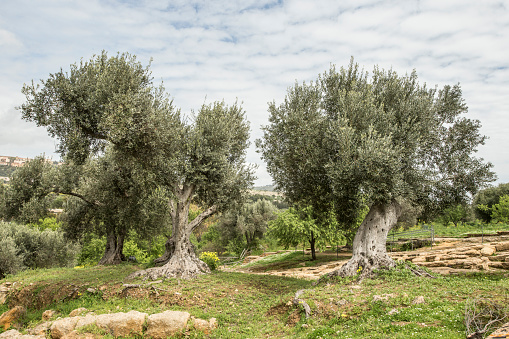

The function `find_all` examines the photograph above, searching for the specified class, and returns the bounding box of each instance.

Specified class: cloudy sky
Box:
[1,0,508,186]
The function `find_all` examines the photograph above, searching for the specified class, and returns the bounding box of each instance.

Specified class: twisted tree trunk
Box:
[325,200,401,279]
[98,230,126,265]
[128,184,216,280]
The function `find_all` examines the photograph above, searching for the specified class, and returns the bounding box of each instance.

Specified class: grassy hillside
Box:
[1,259,508,338]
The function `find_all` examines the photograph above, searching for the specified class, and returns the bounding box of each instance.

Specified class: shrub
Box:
[123,239,148,263]
[199,251,220,271]
[77,234,106,266]
[491,195,509,223]
[0,221,79,274]
[0,236,24,278]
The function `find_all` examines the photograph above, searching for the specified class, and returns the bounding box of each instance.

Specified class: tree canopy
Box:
[19,51,255,279]
[257,59,495,277]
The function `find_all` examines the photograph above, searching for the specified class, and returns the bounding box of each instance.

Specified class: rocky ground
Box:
[231,235,509,279]
[2,235,509,338]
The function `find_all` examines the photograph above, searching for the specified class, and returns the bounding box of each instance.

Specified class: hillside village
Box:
[0,155,61,182]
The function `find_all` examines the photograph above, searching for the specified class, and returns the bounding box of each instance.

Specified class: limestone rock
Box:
[412,296,425,305]
[372,294,395,302]
[60,330,96,339]
[0,283,12,305]
[0,306,26,330]
[0,329,45,338]
[145,310,190,339]
[28,321,50,336]
[68,308,88,317]
[192,319,210,333]
[209,318,218,330]
[42,310,57,321]
[74,314,97,329]
[95,311,147,338]
[50,317,81,339]
[387,308,399,315]
[495,242,509,252]
[480,246,496,256]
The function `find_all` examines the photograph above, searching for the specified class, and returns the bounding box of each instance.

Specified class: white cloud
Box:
[0,0,508,185]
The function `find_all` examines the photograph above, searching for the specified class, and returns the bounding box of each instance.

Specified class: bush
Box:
[491,195,509,223]
[0,236,24,278]
[199,251,220,271]
[0,221,80,275]
[123,239,148,263]
[77,234,106,266]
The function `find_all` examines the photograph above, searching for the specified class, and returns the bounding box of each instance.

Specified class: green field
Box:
[1,256,508,338]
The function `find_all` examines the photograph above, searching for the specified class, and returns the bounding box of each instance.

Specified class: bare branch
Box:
[187,205,217,232]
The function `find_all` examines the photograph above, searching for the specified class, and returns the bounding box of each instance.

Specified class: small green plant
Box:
[199,251,220,271]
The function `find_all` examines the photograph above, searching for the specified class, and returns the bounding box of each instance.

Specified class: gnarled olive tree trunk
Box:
[325,200,401,279]
[129,185,216,280]
[98,230,126,265]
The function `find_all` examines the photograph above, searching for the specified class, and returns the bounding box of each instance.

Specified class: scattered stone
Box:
[145,310,190,339]
[0,283,12,305]
[42,310,57,321]
[28,322,50,336]
[0,306,26,330]
[387,308,399,315]
[209,318,218,330]
[480,246,496,256]
[336,299,348,306]
[0,329,44,338]
[412,296,425,305]
[301,324,309,328]
[495,242,509,252]
[86,288,97,294]
[60,330,95,338]
[192,318,210,333]
[74,314,97,329]
[69,308,88,317]
[50,316,81,338]
[94,311,146,338]
[373,294,395,302]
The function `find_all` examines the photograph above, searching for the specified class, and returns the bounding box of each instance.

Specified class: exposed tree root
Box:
[292,289,311,319]
[405,264,436,279]
[127,254,210,281]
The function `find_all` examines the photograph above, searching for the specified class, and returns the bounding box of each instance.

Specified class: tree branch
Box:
[187,205,217,232]
[53,188,104,207]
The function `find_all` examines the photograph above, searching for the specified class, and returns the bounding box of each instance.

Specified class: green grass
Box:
[432,221,509,238]
[240,251,352,272]
[1,256,508,338]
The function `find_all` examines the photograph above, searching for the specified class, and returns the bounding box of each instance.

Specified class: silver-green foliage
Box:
[0,221,80,277]
[258,59,496,227]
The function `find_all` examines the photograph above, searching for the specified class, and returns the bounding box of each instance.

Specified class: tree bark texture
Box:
[97,231,126,265]
[325,200,401,279]
[309,231,316,261]
[129,185,216,280]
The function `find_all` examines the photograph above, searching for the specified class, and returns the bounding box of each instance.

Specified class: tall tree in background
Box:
[0,151,167,265]
[59,150,169,265]
[473,183,509,222]
[19,51,254,279]
[1,156,54,224]
[269,205,340,260]
[257,59,495,277]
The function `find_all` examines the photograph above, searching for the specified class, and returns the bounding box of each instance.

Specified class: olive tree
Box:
[19,51,254,279]
[257,59,495,278]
